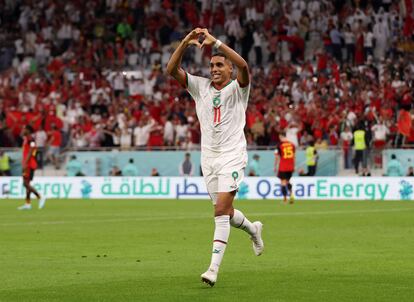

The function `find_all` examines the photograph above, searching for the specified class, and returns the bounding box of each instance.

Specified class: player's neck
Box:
[212,79,232,91]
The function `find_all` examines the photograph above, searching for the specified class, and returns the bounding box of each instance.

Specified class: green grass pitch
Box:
[1,199,413,302]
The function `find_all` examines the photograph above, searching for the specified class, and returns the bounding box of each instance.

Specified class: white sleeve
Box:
[186,73,208,101]
[235,80,250,107]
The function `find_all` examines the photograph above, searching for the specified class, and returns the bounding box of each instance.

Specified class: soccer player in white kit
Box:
[167,28,264,287]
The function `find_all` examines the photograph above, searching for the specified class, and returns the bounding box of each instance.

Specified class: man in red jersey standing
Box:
[274,131,296,204]
[18,125,46,210]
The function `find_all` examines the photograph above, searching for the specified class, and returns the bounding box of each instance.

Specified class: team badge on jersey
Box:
[213,96,221,107]
[213,94,222,124]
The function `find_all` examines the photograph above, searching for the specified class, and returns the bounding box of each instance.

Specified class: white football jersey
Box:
[186,72,250,157]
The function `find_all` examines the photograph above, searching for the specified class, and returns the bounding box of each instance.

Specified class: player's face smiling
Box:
[210,56,232,87]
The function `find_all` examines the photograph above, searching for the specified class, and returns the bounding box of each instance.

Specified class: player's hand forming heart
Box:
[183,28,203,48]
[199,29,217,48]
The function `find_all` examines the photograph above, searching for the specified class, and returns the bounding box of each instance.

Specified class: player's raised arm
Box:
[166,28,203,87]
[200,28,249,87]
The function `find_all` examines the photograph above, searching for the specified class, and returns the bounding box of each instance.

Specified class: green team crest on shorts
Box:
[232,171,238,180]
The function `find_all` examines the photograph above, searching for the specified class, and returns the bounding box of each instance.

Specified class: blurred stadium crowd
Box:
[0,0,413,159]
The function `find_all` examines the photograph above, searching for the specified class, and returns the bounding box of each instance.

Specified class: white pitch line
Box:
[1,207,413,227]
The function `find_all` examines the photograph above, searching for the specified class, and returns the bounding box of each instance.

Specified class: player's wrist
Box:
[182,39,190,47]
[213,39,222,50]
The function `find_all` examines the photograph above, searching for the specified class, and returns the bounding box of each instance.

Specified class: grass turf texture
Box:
[1,199,413,302]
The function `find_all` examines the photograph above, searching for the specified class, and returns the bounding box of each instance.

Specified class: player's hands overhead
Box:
[199,29,217,48]
[183,28,203,48]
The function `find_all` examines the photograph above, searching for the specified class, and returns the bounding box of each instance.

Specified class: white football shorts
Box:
[201,152,248,205]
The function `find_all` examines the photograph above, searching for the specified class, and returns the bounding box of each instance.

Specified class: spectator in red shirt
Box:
[148,121,164,150]
[47,124,62,169]
[328,126,339,146]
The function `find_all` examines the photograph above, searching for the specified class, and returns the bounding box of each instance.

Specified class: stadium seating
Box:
[0,0,413,173]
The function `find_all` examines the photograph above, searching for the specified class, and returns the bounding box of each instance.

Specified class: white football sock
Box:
[209,215,230,272]
[230,209,256,236]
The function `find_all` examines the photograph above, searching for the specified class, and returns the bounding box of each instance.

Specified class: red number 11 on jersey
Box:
[213,106,221,123]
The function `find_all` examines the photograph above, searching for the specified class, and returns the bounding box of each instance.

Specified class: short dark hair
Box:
[279,130,286,137]
[391,154,396,160]
[211,53,227,59]
[25,125,34,133]
[185,153,190,157]
[129,158,134,163]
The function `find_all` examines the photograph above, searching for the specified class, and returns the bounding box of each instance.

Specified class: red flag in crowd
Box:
[402,0,414,36]
[398,109,412,137]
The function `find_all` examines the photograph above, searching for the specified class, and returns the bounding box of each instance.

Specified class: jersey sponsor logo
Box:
[213,249,221,254]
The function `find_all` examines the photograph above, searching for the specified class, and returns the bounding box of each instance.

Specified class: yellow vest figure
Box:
[353,130,366,150]
[0,153,11,175]
[353,128,367,174]
[306,146,316,166]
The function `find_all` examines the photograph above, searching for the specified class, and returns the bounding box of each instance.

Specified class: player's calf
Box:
[287,183,294,204]
[281,184,288,203]
[230,209,256,235]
